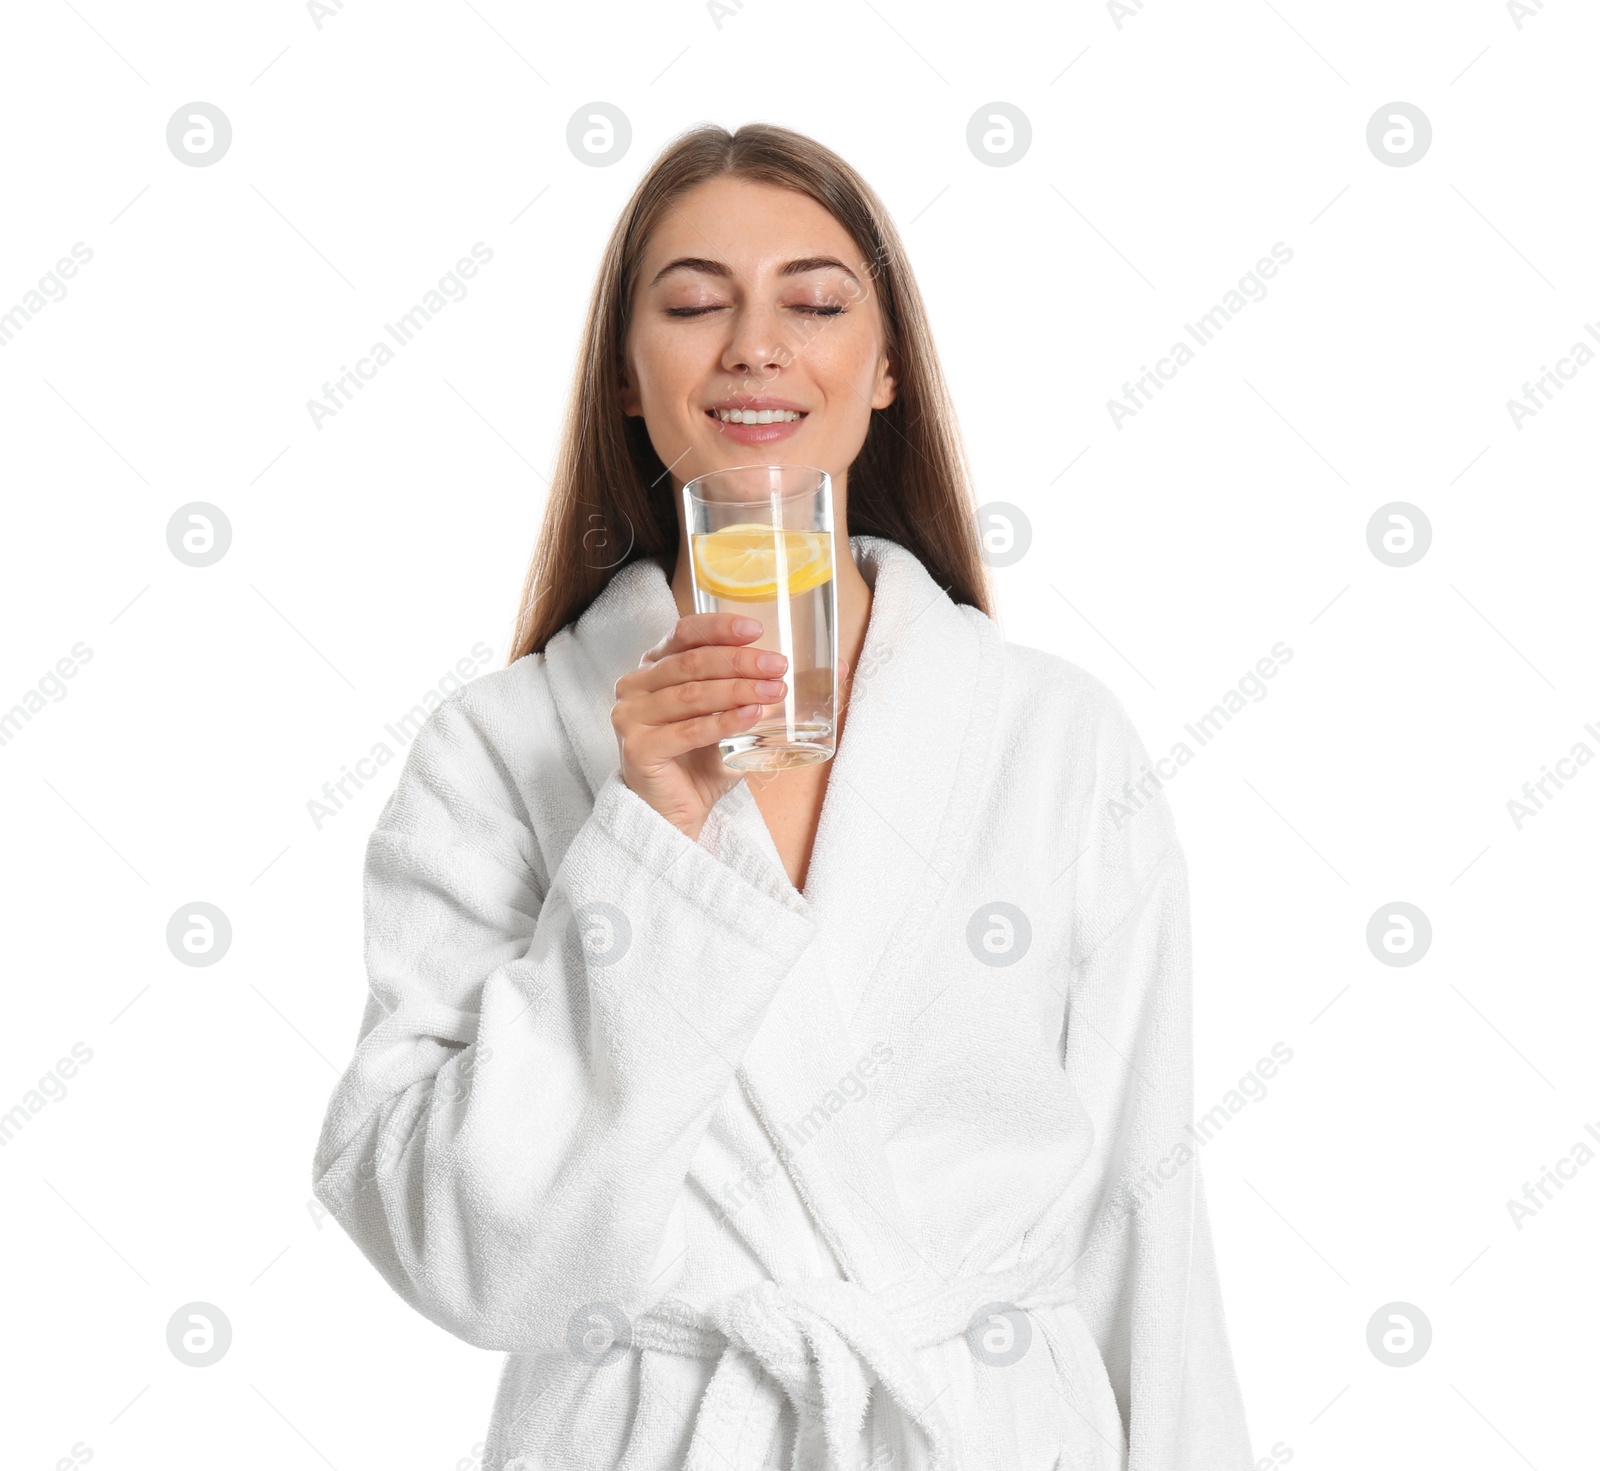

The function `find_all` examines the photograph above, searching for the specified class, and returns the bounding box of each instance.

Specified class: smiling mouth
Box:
[706,407,808,425]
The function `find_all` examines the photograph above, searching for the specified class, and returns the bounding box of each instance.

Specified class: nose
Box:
[721,298,791,383]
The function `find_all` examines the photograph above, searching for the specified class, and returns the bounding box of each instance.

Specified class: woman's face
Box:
[621,175,898,500]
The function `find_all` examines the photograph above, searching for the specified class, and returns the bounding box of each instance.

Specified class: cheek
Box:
[635,332,708,409]
[811,333,882,410]
[821,316,883,382]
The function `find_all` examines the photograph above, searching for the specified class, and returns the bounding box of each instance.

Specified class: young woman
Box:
[313,123,1256,1471]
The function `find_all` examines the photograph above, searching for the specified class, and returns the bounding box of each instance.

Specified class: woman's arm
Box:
[310,687,816,1355]
[1066,845,1255,1471]
[1061,679,1255,1470]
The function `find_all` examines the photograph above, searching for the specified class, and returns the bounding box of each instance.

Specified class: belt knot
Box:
[634,1244,1078,1471]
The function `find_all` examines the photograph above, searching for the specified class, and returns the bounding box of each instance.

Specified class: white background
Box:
[2,1,1596,1467]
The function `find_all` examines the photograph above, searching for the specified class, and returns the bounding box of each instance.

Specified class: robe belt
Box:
[630,1243,1079,1471]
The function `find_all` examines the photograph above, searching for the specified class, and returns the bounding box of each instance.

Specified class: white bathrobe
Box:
[312,534,1256,1471]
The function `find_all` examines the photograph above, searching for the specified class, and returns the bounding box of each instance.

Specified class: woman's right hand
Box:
[613,612,788,840]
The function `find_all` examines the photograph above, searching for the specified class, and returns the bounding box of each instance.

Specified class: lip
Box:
[707,396,810,413]
[705,398,809,445]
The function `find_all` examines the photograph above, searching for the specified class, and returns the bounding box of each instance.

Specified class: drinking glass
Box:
[682,464,837,771]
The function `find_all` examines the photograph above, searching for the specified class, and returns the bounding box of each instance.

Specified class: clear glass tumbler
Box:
[682,464,837,771]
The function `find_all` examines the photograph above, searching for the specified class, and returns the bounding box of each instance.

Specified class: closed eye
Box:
[664,305,846,318]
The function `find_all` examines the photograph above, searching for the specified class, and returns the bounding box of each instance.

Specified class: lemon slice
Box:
[692,524,834,601]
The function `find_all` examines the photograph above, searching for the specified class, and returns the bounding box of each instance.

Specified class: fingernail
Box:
[754,679,784,696]
[733,617,762,636]
[757,652,787,673]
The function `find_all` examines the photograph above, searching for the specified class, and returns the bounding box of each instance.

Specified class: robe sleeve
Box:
[310,688,817,1356]
[1062,686,1255,1470]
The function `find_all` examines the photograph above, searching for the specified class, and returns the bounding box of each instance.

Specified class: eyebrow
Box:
[647,255,861,289]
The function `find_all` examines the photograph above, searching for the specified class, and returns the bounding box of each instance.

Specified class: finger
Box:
[634,675,786,727]
[642,611,765,665]
[626,702,763,765]
[628,641,787,696]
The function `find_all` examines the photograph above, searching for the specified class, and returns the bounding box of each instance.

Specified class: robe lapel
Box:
[731,538,1005,1296]
[541,552,680,796]
[543,536,1007,1297]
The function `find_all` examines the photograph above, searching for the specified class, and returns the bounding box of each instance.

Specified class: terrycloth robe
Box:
[311,534,1256,1471]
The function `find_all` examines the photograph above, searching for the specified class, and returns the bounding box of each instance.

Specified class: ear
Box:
[620,369,640,417]
[871,347,898,412]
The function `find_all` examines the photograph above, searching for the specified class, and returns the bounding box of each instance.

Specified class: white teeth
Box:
[716,408,803,423]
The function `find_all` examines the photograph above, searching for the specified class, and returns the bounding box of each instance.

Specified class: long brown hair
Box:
[507,122,994,661]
